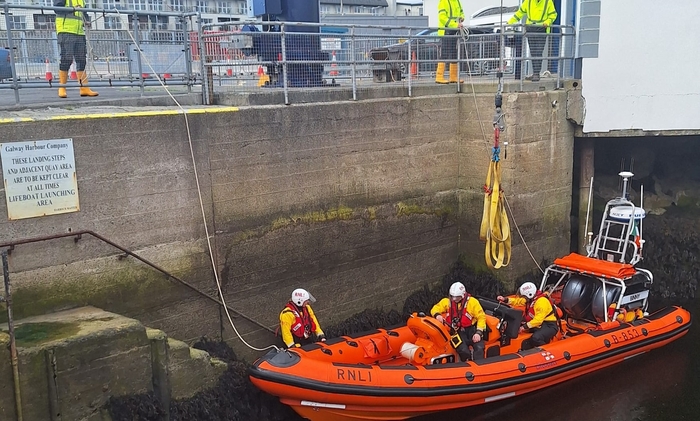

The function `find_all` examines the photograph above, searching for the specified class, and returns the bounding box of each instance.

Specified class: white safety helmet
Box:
[291,288,316,307]
[449,282,467,301]
[519,282,538,299]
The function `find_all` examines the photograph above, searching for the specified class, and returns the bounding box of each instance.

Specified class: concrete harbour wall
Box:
[0,89,578,360]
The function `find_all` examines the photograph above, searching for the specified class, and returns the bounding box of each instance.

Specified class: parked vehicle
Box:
[469,5,519,30]
[0,49,13,80]
[369,27,501,82]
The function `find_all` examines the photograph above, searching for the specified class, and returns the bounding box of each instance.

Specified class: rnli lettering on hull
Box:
[337,368,373,383]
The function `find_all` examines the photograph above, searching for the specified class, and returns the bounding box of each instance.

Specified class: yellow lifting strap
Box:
[479,157,511,269]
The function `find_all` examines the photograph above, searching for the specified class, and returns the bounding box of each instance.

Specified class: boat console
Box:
[542,171,652,325]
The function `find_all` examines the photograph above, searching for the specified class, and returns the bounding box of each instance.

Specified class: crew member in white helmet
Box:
[498,281,558,350]
[431,282,486,361]
[279,288,325,348]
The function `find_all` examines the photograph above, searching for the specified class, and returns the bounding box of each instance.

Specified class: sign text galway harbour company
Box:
[1,139,80,220]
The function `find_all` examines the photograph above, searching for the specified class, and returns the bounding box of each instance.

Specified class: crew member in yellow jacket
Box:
[279,288,326,348]
[507,0,558,81]
[435,0,465,84]
[498,281,558,350]
[431,282,486,361]
[54,0,98,98]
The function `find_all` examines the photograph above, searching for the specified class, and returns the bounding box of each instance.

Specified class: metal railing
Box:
[0,230,275,333]
[1,4,199,104]
[1,5,576,106]
[197,21,576,104]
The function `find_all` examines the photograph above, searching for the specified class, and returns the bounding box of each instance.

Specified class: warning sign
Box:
[1,139,80,220]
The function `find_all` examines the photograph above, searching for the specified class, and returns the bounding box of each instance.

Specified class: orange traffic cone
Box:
[257,65,269,87]
[69,62,77,80]
[45,58,53,82]
[329,51,339,76]
[410,51,418,76]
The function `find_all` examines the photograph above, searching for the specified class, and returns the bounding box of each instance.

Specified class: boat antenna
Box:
[619,171,634,199]
[639,184,644,252]
[584,176,594,255]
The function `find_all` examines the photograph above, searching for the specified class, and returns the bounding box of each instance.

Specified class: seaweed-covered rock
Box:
[106,392,165,421]
[640,214,699,299]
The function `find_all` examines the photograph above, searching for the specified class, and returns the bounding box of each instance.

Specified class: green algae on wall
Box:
[0,262,197,323]
[235,205,358,243]
[9,322,81,347]
[396,202,453,217]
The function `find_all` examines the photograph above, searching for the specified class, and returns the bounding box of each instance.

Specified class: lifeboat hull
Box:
[249,306,691,421]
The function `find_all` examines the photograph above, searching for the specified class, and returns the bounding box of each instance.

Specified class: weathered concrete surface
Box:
[0,307,227,421]
[0,332,17,421]
[0,89,579,360]
[0,307,152,421]
[457,90,576,280]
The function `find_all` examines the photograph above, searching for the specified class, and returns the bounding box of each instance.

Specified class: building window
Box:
[103,0,123,9]
[237,1,247,15]
[104,16,122,29]
[149,0,164,11]
[128,0,148,11]
[201,18,213,25]
[320,5,329,15]
[150,16,168,30]
[195,1,208,13]
[7,0,28,5]
[353,6,362,14]
[217,1,231,14]
[40,0,53,6]
[33,14,55,30]
[169,0,184,12]
[9,15,27,30]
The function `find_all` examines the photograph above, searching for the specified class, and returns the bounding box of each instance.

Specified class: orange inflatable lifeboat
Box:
[249,172,693,421]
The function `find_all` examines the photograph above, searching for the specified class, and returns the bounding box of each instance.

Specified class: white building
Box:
[0,0,412,31]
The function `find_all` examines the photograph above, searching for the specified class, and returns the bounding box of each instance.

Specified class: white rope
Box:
[503,194,544,274]
[115,9,278,353]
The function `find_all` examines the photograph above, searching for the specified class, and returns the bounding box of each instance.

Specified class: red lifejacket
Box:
[446,295,474,329]
[524,292,555,322]
[284,302,317,340]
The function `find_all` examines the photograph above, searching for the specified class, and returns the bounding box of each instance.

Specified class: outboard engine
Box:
[591,285,622,323]
[560,275,597,320]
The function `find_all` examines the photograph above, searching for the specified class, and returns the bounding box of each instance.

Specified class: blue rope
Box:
[492,146,500,162]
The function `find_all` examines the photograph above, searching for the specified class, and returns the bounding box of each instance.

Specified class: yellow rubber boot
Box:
[58,70,68,98]
[449,63,463,83]
[77,71,99,97]
[435,63,448,84]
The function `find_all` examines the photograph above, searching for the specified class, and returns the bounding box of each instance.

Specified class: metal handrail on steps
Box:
[0,230,274,334]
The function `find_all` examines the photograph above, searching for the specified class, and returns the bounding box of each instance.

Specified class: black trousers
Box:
[58,32,87,72]
[525,25,548,75]
[521,321,558,350]
[455,326,485,361]
[440,30,459,62]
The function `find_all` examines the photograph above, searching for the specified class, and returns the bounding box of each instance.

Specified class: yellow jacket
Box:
[430,296,486,332]
[55,0,87,36]
[437,0,465,36]
[508,295,557,329]
[279,304,324,348]
[508,0,558,27]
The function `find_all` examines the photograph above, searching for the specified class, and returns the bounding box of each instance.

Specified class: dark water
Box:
[414,297,700,421]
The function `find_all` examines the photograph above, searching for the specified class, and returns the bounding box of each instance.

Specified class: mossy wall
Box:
[0,91,577,359]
